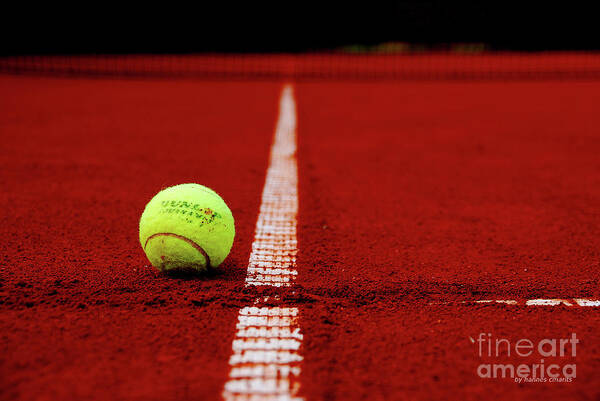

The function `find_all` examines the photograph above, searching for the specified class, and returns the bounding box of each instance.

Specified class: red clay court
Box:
[1,51,600,401]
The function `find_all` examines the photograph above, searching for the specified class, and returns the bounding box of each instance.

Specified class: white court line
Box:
[223,85,304,401]
[428,298,600,307]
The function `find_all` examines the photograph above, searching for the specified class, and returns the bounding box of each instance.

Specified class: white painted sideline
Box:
[428,298,600,307]
[223,85,304,401]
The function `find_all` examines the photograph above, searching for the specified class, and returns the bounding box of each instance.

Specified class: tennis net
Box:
[2,50,600,80]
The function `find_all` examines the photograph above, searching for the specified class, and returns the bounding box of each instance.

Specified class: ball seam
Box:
[144,232,212,268]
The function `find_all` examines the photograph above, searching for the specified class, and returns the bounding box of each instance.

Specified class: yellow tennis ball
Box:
[139,183,235,273]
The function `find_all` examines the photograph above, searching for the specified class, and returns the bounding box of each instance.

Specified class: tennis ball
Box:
[139,183,235,273]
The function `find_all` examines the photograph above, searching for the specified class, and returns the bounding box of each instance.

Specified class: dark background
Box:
[1,2,598,55]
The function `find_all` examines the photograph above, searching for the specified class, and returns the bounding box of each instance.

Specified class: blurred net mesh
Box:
[2,49,600,80]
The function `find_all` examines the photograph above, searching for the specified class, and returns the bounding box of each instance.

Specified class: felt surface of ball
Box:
[139,183,235,273]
